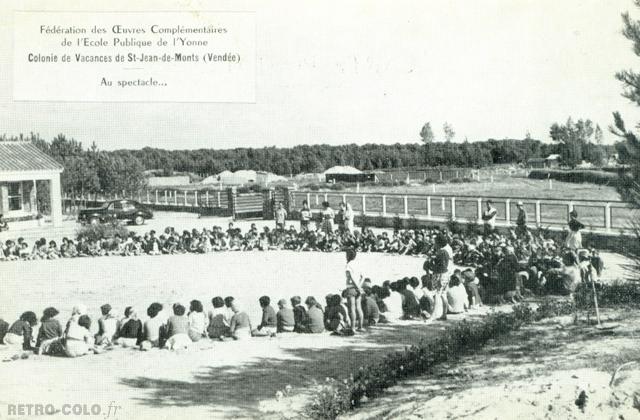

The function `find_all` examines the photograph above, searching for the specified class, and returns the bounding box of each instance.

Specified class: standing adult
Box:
[344,248,364,331]
[481,200,497,236]
[275,202,287,232]
[321,201,335,234]
[515,201,528,237]
[300,200,312,232]
[430,234,454,321]
[342,202,355,233]
[566,209,585,250]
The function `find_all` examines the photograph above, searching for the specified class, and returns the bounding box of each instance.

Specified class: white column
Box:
[505,199,511,225]
[361,195,366,213]
[605,203,612,231]
[50,175,63,226]
[477,198,482,222]
[382,195,387,215]
[155,190,159,204]
[194,191,198,206]
[535,201,541,226]
[426,196,431,218]
[403,196,408,217]
[451,197,456,220]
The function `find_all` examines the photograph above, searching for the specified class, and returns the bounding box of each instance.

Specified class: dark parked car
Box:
[78,200,153,226]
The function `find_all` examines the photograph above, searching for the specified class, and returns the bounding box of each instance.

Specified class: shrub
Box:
[305,300,575,419]
[76,221,128,242]
[528,169,621,186]
[450,177,463,183]
[462,176,473,183]
[423,177,436,184]
[329,183,345,191]
[309,184,320,191]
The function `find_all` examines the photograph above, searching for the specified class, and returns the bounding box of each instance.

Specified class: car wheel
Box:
[134,215,145,225]
[89,217,99,226]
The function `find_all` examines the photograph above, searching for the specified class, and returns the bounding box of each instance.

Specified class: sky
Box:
[1,0,640,150]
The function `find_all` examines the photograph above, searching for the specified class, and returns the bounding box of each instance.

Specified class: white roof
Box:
[323,165,362,175]
[546,154,561,160]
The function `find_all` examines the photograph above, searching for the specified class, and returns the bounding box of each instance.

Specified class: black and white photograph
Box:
[1,1,640,419]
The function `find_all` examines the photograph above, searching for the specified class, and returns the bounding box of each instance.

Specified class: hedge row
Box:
[528,169,621,186]
[306,299,575,419]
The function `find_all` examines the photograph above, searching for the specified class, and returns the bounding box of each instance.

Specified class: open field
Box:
[310,175,623,201]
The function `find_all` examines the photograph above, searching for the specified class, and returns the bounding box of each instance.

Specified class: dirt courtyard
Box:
[0,214,633,419]
[0,250,450,419]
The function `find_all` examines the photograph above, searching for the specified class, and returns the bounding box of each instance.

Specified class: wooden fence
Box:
[290,191,636,234]
[63,188,637,234]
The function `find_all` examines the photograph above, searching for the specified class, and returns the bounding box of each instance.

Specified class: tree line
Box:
[1,127,616,196]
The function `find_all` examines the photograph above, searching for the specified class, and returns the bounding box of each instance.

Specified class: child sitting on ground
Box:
[4,311,37,351]
[36,307,63,354]
[116,307,143,347]
[208,297,230,339]
[291,296,307,333]
[188,300,208,342]
[252,296,277,337]
[163,303,191,350]
[229,301,252,340]
[276,299,295,333]
[95,304,119,346]
[141,303,163,350]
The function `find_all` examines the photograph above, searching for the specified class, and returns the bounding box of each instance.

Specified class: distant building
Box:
[147,175,190,187]
[527,154,561,169]
[0,142,64,225]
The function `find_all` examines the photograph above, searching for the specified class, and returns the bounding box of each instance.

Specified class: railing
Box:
[64,189,229,209]
[290,191,637,234]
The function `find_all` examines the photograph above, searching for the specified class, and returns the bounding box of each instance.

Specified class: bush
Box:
[574,281,640,308]
[329,183,345,191]
[76,221,128,242]
[528,169,621,186]
[309,184,320,191]
[305,300,574,419]
[450,177,463,183]
[423,177,436,184]
[462,176,473,183]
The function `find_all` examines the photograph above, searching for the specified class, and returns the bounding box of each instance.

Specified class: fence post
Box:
[324,193,328,203]
[155,190,158,204]
[439,171,443,182]
[205,190,209,207]
[262,188,274,220]
[477,198,483,222]
[451,197,456,220]
[605,203,612,231]
[184,191,188,206]
[228,187,237,219]
[315,194,319,206]
[194,191,198,207]
[361,195,366,213]
[174,191,178,206]
[505,199,511,225]
[567,202,574,220]
[164,190,167,204]
[403,196,408,217]
[217,191,221,207]
[306,193,311,207]
[535,201,541,227]
[342,194,346,203]
[382,195,387,216]
[146,191,150,203]
[426,196,431,218]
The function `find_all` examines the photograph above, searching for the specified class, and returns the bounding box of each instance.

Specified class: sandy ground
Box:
[344,309,640,420]
[0,212,635,419]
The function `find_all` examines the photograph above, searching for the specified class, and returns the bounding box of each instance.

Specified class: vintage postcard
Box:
[1,1,639,419]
